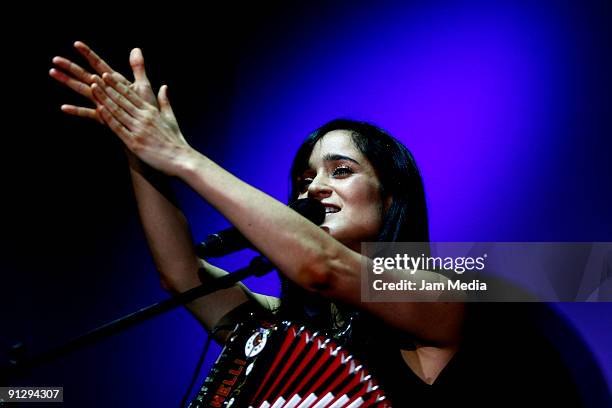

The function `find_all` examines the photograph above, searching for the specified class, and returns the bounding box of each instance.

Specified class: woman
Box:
[50,42,581,407]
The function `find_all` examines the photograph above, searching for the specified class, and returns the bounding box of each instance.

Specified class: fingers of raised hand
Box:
[102,72,147,109]
[98,105,132,144]
[127,49,159,108]
[52,56,95,84]
[108,70,131,88]
[74,41,114,76]
[92,75,137,113]
[157,85,178,122]
[91,74,105,88]
[49,68,93,99]
[61,105,102,124]
[91,83,136,129]
[129,48,151,85]
[73,41,131,85]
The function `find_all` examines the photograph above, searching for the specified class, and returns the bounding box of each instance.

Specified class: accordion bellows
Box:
[190,320,391,407]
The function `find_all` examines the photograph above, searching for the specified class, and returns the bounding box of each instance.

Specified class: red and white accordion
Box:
[189,320,391,407]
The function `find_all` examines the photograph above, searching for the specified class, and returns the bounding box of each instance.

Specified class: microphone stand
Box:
[1,256,275,382]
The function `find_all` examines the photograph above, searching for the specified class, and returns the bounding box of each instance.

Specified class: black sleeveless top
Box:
[354,303,585,407]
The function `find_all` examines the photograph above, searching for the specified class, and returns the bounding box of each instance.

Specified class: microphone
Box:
[196,198,326,258]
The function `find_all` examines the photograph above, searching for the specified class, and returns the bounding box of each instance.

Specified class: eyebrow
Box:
[302,153,361,176]
[321,153,361,165]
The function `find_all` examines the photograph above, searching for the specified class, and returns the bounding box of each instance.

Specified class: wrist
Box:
[173,147,208,180]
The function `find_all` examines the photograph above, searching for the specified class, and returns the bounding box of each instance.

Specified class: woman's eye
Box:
[332,166,353,177]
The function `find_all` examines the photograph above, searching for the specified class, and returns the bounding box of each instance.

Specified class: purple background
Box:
[2,0,610,406]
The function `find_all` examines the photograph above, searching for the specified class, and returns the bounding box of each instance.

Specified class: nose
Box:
[306,174,332,199]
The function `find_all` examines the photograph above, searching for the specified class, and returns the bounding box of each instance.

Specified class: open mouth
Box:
[324,205,340,214]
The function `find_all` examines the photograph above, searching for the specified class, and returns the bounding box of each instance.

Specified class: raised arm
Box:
[92,71,464,346]
[50,43,270,341]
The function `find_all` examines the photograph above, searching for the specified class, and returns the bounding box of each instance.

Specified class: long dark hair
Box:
[278,119,429,329]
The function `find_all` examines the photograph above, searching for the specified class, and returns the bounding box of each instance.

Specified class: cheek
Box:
[342,180,385,220]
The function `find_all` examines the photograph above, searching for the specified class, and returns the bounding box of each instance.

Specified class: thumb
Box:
[130,48,150,86]
[157,85,175,118]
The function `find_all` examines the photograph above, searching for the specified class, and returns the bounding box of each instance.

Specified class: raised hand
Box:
[50,41,156,123]
[91,72,195,176]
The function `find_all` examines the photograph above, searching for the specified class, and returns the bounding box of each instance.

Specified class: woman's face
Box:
[297,130,388,251]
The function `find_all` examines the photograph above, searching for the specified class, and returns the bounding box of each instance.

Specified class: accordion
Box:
[189,319,391,408]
